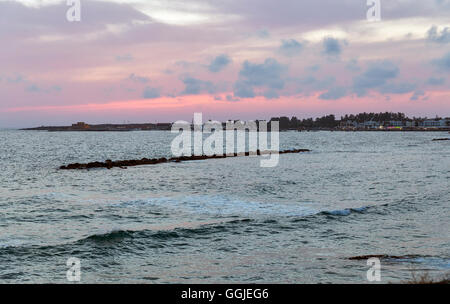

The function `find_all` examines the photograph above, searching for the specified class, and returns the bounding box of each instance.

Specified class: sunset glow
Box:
[1,0,449,127]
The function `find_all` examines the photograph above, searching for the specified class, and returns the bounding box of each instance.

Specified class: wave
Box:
[78,218,253,244]
[348,254,450,269]
[0,204,376,255]
[81,205,378,245]
[113,194,408,221]
[0,218,254,255]
[0,239,32,249]
[113,195,318,218]
[0,196,407,256]
[320,206,368,216]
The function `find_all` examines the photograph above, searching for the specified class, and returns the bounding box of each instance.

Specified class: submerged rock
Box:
[348,254,421,260]
[432,138,450,141]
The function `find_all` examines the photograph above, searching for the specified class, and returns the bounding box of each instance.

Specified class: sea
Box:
[0,130,448,283]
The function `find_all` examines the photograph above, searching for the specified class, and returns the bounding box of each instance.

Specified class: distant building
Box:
[71,122,90,129]
[388,121,403,127]
[364,121,380,129]
[423,119,447,128]
[156,123,172,130]
[337,117,450,130]
[404,120,415,128]
[340,120,357,129]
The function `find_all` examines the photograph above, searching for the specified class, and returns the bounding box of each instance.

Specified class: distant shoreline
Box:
[21,122,172,132]
[19,111,450,132]
[20,127,450,132]
[20,117,450,132]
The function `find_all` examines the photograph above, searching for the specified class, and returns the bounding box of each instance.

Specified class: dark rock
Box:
[348,254,421,260]
[59,148,311,170]
[432,138,450,141]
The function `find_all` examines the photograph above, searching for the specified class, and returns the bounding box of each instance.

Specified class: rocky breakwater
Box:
[60,149,311,170]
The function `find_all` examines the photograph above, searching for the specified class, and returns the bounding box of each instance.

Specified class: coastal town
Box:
[269,112,450,131]
[337,117,450,131]
[22,112,450,132]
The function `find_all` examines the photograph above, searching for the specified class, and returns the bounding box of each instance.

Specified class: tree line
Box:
[268,112,445,130]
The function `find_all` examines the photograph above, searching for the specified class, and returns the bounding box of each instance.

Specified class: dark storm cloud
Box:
[319,87,347,100]
[322,37,343,56]
[426,25,450,43]
[353,61,400,96]
[142,87,161,99]
[181,76,216,95]
[233,58,287,98]
[432,52,450,71]
[279,39,305,57]
[208,55,231,73]
[426,77,446,85]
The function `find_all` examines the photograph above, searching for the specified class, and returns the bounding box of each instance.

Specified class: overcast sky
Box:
[0,0,449,127]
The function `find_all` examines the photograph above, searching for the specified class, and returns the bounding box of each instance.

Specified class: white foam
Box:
[0,238,30,249]
[410,257,450,269]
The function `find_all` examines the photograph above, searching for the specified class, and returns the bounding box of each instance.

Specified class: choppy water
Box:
[0,130,449,283]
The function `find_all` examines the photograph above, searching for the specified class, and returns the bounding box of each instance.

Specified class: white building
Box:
[423,119,447,128]
[364,121,380,129]
[404,121,415,127]
[388,121,403,127]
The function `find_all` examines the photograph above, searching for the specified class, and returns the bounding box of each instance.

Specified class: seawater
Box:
[0,130,448,283]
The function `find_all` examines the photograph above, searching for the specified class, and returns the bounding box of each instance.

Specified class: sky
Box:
[0,0,449,128]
